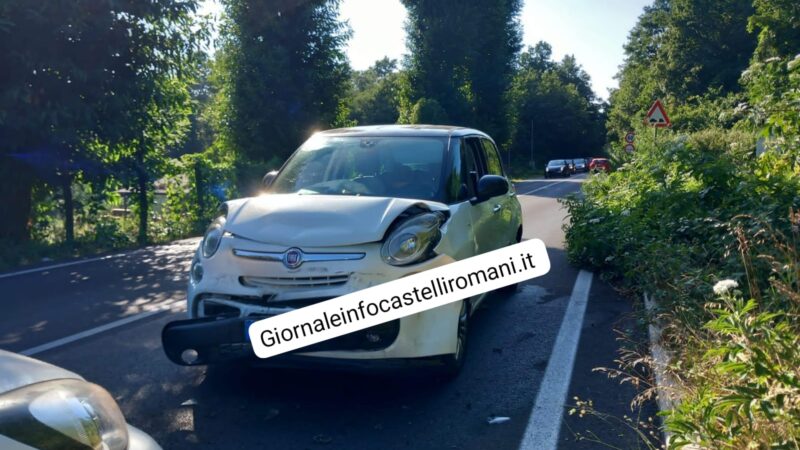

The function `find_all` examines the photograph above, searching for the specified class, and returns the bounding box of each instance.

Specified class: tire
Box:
[438,301,469,378]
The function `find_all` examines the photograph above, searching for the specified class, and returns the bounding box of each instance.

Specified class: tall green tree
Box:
[400,0,522,141]
[107,3,206,245]
[607,0,757,139]
[508,43,606,167]
[662,0,755,100]
[348,57,402,125]
[0,0,204,245]
[219,0,351,170]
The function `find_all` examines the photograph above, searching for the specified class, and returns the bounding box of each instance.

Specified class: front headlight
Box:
[0,379,129,450]
[381,212,444,266]
[201,215,226,258]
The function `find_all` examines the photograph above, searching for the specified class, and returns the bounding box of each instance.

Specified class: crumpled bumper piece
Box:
[162,316,400,366]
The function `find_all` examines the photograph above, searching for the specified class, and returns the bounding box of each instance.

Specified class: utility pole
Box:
[529,119,534,169]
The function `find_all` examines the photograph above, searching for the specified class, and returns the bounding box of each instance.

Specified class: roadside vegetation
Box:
[565,0,800,446]
[0,0,605,269]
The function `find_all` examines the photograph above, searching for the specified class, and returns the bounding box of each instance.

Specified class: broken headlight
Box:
[0,379,129,450]
[381,212,444,266]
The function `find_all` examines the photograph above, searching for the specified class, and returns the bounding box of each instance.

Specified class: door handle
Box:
[493,204,502,213]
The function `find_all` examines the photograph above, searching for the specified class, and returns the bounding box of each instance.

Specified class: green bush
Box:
[563,126,800,447]
[160,152,237,240]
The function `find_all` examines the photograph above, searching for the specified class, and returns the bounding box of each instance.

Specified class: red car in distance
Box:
[589,158,611,173]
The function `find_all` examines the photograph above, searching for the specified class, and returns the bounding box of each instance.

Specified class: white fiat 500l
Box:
[162,125,522,374]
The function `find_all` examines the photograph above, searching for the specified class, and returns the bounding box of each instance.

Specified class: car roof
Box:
[317,124,490,139]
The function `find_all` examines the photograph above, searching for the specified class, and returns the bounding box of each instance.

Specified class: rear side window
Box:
[480,139,504,176]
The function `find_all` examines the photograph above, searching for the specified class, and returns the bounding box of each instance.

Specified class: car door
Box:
[461,137,497,256]
[479,138,518,249]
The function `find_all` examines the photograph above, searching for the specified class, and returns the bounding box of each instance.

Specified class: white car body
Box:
[164,125,522,369]
[0,350,160,450]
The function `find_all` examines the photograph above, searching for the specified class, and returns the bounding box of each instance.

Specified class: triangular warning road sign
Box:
[645,100,671,128]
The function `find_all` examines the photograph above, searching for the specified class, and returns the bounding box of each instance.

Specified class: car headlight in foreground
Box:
[381,212,444,266]
[0,379,129,450]
[201,215,226,258]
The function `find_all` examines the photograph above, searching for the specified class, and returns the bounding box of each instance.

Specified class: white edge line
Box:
[0,252,139,280]
[519,269,593,450]
[20,301,181,356]
[0,238,200,280]
[521,180,568,195]
[518,174,587,196]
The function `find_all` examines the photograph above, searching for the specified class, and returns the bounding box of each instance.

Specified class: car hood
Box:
[0,350,83,394]
[224,194,450,247]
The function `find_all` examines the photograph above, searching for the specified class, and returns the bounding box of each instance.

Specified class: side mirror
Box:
[262,170,278,188]
[474,175,509,203]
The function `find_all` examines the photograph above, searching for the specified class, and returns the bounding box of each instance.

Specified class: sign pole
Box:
[530,119,534,169]
[645,99,670,147]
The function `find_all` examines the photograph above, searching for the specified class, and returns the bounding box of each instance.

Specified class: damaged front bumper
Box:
[162,236,463,366]
[161,315,402,366]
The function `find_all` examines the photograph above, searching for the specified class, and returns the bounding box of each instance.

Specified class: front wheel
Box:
[438,301,469,378]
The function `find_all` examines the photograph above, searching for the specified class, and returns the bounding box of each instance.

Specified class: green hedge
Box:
[563,128,800,447]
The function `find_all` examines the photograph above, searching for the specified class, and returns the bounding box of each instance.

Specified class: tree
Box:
[662,0,755,100]
[0,1,205,245]
[219,0,351,169]
[348,58,402,125]
[400,0,522,141]
[90,2,205,245]
[743,0,800,140]
[508,44,606,167]
[748,0,800,61]
[607,0,757,139]
[606,0,670,140]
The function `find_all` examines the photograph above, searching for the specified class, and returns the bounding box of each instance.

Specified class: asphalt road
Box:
[0,174,656,449]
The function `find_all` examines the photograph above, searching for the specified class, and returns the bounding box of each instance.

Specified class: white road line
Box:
[0,238,200,280]
[0,251,142,280]
[519,269,594,450]
[20,300,181,356]
[520,179,569,195]
[518,177,586,195]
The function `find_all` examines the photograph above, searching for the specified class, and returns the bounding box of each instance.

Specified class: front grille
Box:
[197,294,336,318]
[239,274,350,289]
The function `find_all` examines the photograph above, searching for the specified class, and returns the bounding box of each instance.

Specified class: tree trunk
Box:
[136,148,148,246]
[61,173,75,246]
[0,159,34,242]
[194,159,205,229]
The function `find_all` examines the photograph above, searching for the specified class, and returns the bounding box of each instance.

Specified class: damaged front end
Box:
[161,197,467,368]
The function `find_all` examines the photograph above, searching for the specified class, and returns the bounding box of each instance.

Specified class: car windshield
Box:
[271,135,447,201]
[548,160,566,166]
